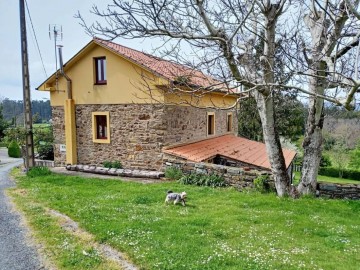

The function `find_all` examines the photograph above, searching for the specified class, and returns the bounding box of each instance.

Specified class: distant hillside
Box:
[1,99,51,124]
[323,116,360,149]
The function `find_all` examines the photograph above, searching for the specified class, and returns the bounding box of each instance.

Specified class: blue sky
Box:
[0,0,152,101]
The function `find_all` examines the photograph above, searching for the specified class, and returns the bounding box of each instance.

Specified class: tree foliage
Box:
[239,93,305,142]
[0,104,9,139]
[348,142,360,170]
[1,99,51,124]
[3,125,54,160]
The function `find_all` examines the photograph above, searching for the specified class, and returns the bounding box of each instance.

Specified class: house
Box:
[37,37,296,175]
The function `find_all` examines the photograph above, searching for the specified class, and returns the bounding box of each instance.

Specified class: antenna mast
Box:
[49,24,63,89]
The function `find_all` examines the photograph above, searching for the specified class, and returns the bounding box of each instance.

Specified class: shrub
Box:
[103,160,123,169]
[320,153,332,167]
[164,166,183,180]
[8,141,21,158]
[318,167,360,181]
[37,144,54,160]
[3,127,26,146]
[253,175,271,193]
[112,161,122,169]
[27,166,51,178]
[178,173,228,187]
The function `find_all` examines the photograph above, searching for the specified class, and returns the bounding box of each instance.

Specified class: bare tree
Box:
[296,0,360,194]
[77,0,360,196]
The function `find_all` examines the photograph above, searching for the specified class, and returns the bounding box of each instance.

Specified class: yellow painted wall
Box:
[43,45,164,106]
[39,42,239,108]
[164,91,238,109]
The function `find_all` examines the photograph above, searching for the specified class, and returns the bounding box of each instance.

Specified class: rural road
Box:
[0,147,45,270]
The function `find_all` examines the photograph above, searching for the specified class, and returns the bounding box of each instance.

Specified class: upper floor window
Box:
[227,113,233,132]
[94,57,107,84]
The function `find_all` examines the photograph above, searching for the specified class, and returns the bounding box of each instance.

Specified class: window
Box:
[207,112,215,136]
[92,112,110,143]
[227,113,233,132]
[94,57,107,84]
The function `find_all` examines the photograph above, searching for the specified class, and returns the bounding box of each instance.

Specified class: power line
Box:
[24,0,48,78]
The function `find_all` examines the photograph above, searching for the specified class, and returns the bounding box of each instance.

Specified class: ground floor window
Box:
[207,112,215,136]
[92,112,110,143]
[227,112,233,132]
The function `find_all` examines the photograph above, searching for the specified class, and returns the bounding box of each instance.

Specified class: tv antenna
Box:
[49,24,63,89]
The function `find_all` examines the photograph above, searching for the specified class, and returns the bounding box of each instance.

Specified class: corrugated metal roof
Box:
[163,134,296,170]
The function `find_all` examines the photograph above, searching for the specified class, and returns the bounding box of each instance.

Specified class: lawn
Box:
[294,171,360,185]
[9,170,360,270]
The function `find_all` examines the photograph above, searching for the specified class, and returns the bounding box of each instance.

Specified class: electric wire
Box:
[25,0,48,78]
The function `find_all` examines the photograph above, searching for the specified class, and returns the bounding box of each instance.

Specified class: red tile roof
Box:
[163,134,296,170]
[94,37,231,91]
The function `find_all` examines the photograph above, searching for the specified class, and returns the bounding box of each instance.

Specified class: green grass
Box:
[9,170,360,270]
[294,171,360,185]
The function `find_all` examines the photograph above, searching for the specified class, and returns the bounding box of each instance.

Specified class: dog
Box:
[165,190,187,206]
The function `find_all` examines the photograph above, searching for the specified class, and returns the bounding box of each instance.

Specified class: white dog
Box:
[165,191,187,206]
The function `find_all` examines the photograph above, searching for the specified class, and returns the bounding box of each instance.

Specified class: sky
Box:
[0,0,152,101]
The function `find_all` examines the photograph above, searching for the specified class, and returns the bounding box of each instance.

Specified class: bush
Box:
[318,167,360,181]
[320,153,332,167]
[164,166,183,180]
[253,175,272,193]
[37,144,54,160]
[27,166,51,178]
[8,141,21,158]
[178,173,228,187]
[103,160,123,169]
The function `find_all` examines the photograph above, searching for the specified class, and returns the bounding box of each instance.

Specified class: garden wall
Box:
[163,156,272,189]
[318,182,360,200]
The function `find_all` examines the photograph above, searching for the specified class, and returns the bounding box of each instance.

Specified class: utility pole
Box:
[19,0,35,170]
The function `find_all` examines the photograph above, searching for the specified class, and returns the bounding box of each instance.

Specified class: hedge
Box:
[8,141,21,158]
[318,167,360,181]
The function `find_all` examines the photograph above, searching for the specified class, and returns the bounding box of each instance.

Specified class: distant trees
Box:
[239,92,305,142]
[0,104,9,139]
[1,99,51,124]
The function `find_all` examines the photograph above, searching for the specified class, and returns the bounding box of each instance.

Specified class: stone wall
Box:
[163,105,238,146]
[52,106,66,166]
[75,104,166,170]
[163,156,272,189]
[318,182,360,199]
[51,103,238,170]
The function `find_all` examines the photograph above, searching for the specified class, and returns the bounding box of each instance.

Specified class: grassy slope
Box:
[294,171,360,185]
[10,171,360,270]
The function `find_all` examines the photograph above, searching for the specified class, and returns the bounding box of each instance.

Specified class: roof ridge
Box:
[93,36,192,71]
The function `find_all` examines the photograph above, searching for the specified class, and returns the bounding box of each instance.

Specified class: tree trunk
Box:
[298,76,325,195]
[255,91,290,197]
[299,12,328,195]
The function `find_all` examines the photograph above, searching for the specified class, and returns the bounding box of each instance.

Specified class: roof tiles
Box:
[163,134,296,170]
[94,37,229,90]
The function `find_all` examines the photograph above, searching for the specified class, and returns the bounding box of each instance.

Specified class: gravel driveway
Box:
[0,148,45,270]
